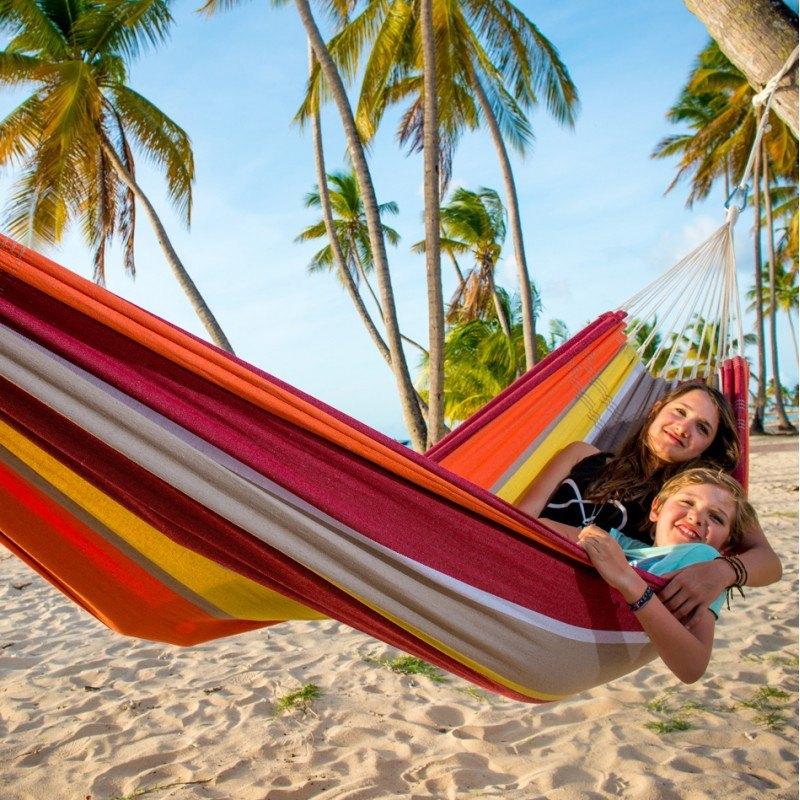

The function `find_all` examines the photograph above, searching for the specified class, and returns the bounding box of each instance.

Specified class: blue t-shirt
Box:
[609,528,726,618]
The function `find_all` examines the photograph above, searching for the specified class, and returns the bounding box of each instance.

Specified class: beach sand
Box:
[1,442,797,800]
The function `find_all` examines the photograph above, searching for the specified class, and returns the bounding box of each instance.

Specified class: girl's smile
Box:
[650,483,735,550]
[647,389,720,463]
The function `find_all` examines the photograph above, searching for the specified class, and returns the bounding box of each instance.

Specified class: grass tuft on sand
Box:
[365,653,447,683]
[275,683,321,714]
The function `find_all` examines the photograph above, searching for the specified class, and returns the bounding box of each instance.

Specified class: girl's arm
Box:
[578,526,715,684]
[660,519,782,625]
[516,441,599,517]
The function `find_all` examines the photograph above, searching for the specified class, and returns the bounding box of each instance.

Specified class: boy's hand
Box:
[578,525,641,598]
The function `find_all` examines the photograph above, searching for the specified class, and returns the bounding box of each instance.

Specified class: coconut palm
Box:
[746,261,798,361]
[298,0,578,372]
[297,170,400,293]
[0,0,233,351]
[413,187,511,340]
[415,292,549,425]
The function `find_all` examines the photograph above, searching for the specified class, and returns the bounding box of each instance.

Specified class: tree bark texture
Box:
[750,148,767,434]
[684,0,798,136]
[471,74,537,369]
[100,139,235,354]
[420,0,446,447]
[762,141,797,432]
[307,45,393,367]
[295,0,428,450]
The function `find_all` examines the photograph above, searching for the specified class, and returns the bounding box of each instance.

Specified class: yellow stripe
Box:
[496,347,639,504]
[0,418,323,622]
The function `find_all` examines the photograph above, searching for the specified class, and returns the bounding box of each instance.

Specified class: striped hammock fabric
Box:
[0,234,748,703]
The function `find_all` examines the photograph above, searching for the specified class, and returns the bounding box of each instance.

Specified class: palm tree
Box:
[296,170,426,360]
[203,0,427,448]
[416,292,549,425]
[653,40,798,433]
[297,170,400,300]
[414,187,512,339]
[762,145,797,433]
[298,0,578,372]
[746,262,799,362]
[0,0,233,352]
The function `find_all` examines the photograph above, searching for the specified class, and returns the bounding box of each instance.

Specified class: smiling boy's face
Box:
[649,482,735,550]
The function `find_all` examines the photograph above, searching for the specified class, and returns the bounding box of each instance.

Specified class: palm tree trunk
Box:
[762,142,797,432]
[420,0,445,447]
[349,237,428,357]
[750,147,767,435]
[295,0,427,450]
[684,0,798,136]
[786,309,798,363]
[470,72,537,369]
[447,251,467,289]
[485,262,512,340]
[99,138,234,354]
[308,47,392,367]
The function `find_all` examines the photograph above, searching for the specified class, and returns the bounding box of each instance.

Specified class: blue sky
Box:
[2,1,796,439]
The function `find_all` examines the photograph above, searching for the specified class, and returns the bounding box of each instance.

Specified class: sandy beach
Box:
[1,439,797,800]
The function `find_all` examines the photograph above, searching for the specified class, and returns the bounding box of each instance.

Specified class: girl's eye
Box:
[697,424,710,436]
[711,514,724,524]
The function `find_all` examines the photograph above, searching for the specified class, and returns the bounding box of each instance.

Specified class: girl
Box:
[573,468,758,683]
[516,383,781,623]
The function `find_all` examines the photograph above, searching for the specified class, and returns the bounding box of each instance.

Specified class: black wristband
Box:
[628,585,654,612]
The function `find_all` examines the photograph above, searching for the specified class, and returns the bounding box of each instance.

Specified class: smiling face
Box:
[649,483,735,550]
[645,389,720,464]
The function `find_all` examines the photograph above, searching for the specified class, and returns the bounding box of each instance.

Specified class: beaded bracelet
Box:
[628,585,654,613]
[716,555,747,610]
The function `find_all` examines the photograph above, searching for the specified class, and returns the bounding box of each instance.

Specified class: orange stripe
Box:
[439,326,627,488]
[0,458,267,645]
[0,237,577,558]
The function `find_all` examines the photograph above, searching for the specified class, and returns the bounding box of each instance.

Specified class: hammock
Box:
[0,224,747,703]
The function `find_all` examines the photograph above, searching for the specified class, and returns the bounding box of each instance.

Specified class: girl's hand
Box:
[578,525,640,597]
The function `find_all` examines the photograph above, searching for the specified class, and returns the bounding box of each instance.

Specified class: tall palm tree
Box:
[762,145,796,432]
[746,262,799,362]
[298,0,578,372]
[203,0,426,448]
[413,187,511,339]
[0,0,233,352]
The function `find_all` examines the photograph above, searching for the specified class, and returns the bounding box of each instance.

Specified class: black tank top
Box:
[542,452,651,543]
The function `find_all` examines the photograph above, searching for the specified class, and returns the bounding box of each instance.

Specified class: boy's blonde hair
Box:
[652,468,756,551]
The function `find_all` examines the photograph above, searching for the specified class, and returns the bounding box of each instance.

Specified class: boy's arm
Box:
[661,519,782,624]
[578,526,715,684]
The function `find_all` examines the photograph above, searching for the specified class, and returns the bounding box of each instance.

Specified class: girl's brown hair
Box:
[584,382,740,524]
[652,468,755,551]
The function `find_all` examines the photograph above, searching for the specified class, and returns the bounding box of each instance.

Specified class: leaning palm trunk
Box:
[486,268,512,340]
[294,0,427,451]
[762,142,797,432]
[420,0,445,447]
[99,138,234,354]
[750,149,767,434]
[470,73,537,369]
[684,0,798,137]
[307,47,392,367]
